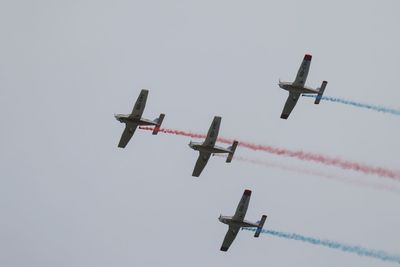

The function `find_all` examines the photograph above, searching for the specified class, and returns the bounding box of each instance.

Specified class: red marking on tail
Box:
[139,127,400,181]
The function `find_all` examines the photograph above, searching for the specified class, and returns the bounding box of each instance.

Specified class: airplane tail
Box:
[314,81,328,104]
[152,113,165,135]
[254,215,267,238]
[226,140,238,163]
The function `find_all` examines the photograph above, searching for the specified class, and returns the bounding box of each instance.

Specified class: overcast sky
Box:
[1,1,400,266]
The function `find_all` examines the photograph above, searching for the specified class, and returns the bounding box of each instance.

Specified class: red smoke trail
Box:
[146,127,206,139]
[139,127,400,181]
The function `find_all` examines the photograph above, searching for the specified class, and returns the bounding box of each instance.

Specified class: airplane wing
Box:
[280,92,300,119]
[192,152,211,177]
[203,116,221,147]
[129,89,148,119]
[293,54,312,87]
[232,189,251,221]
[118,123,138,148]
[220,226,240,251]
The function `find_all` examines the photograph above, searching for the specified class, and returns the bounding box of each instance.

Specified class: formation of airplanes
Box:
[115,54,327,251]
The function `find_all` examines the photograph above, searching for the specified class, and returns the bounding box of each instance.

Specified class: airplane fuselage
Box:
[279,81,319,94]
[115,114,157,126]
[219,215,259,228]
[189,142,231,154]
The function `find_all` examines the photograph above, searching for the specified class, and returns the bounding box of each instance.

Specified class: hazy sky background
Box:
[1,1,400,266]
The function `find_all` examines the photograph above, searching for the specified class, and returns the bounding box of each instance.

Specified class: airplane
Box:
[188,116,238,177]
[278,54,328,119]
[115,89,165,148]
[219,189,267,252]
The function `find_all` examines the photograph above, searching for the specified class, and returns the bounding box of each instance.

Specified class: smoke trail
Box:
[303,94,400,116]
[139,126,400,181]
[243,228,400,264]
[215,154,400,195]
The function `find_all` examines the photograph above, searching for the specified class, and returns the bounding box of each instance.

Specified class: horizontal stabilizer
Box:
[254,215,267,238]
[152,113,165,135]
[226,141,238,163]
[314,81,327,104]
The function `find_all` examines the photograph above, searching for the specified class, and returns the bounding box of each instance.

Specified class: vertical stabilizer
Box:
[315,81,328,104]
[226,141,238,163]
[254,215,267,238]
[152,113,165,135]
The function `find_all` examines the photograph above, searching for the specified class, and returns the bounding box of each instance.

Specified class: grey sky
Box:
[1,0,399,266]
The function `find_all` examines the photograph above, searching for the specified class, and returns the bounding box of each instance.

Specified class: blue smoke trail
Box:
[302,94,400,116]
[243,228,400,264]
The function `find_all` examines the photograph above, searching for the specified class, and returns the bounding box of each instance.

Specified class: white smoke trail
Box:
[228,155,400,195]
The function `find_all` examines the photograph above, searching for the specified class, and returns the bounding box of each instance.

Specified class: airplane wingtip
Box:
[244,189,252,196]
[304,54,312,61]
[280,114,289,119]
